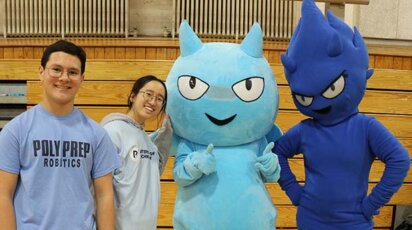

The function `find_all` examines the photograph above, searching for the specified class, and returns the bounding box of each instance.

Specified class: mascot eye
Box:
[294,93,313,107]
[322,75,345,99]
[178,75,209,100]
[232,77,264,102]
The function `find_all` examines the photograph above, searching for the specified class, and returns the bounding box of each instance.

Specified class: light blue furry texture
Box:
[166,21,281,229]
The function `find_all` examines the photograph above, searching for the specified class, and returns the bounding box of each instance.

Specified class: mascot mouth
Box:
[313,106,331,114]
[205,113,237,126]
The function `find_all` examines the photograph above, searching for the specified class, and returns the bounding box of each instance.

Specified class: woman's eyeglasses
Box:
[139,90,165,106]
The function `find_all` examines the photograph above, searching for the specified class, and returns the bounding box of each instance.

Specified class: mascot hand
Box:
[192,144,216,175]
[255,142,281,182]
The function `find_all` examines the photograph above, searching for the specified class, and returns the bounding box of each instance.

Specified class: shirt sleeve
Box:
[361,118,410,218]
[152,118,173,175]
[0,125,21,174]
[273,124,304,206]
[91,131,121,179]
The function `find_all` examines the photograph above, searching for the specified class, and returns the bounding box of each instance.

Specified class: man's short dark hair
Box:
[41,40,87,74]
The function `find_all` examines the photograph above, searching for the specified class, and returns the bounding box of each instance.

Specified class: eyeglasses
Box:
[46,67,82,79]
[139,90,165,106]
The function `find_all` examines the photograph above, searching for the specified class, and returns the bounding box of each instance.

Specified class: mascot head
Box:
[166,21,278,146]
[281,0,373,125]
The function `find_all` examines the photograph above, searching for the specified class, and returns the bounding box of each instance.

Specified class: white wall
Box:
[129,0,173,37]
[291,0,411,41]
[0,0,4,36]
[0,0,410,41]
[358,0,412,40]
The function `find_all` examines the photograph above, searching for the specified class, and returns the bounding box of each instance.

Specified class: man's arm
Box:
[0,170,18,230]
[93,173,115,230]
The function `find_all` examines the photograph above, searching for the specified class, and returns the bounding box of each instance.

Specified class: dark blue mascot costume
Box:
[273,0,411,229]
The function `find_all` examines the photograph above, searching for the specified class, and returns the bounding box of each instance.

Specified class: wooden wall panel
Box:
[0,40,409,70]
[4,47,14,58]
[368,69,412,90]
[94,48,105,59]
[146,48,157,59]
[33,47,44,59]
[156,48,167,60]
[125,48,136,59]
[135,48,146,59]
[13,48,24,59]
[393,56,404,69]
[104,47,115,59]
[402,56,412,70]
[165,48,177,60]
[263,50,270,61]
[23,47,34,59]
[369,55,376,68]
[115,47,126,59]
[83,47,95,59]
[400,138,412,158]
[374,55,394,69]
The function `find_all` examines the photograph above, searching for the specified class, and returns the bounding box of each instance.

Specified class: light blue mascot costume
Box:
[272,0,411,229]
[166,21,282,229]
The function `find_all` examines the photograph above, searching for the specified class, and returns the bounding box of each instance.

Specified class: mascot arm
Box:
[265,123,283,143]
[361,119,411,220]
[150,115,173,175]
[256,142,281,182]
[273,125,304,206]
[173,142,216,187]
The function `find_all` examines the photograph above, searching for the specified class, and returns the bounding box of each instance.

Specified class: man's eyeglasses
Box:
[46,67,82,79]
[139,90,165,106]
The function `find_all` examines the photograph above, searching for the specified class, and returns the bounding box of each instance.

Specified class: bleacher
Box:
[0,38,411,229]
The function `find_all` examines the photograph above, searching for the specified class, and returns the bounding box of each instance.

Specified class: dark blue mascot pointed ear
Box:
[366,69,374,80]
[179,20,203,57]
[281,53,297,73]
[327,31,343,57]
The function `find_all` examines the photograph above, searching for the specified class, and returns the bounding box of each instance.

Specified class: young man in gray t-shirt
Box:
[0,40,120,230]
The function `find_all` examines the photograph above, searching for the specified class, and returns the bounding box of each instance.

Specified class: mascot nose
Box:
[207,86,236,100]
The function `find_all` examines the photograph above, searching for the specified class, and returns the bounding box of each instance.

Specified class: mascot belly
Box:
[174,143,275,229]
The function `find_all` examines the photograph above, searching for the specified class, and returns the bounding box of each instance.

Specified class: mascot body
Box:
[166,22,281,230]
[274,0,411,229]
